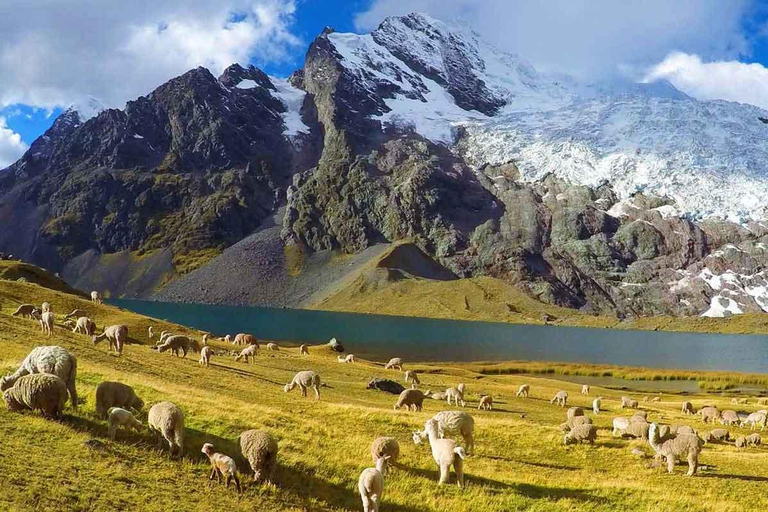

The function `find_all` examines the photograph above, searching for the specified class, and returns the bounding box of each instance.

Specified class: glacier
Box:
[325,12,768,224]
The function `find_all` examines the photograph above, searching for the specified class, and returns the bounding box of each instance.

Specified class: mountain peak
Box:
[218,63,275,90]
[67,96,106,122]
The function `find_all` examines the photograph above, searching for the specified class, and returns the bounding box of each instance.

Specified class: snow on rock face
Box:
[324,12,768,223]
[701,295,744,317]
[325,13,568,143]
[236,79,258,90]
[462,96,768,223]
[267,76,310,137]
[69,96,106,122]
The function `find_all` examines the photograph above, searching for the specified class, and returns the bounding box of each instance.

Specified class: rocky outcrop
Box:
[0,65,307,273]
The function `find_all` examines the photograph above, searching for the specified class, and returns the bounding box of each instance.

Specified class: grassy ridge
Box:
[315,273,768,335]
[2,280,768,510]
[460,361,768,390]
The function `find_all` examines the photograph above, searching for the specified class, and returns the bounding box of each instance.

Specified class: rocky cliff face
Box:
[0,64,314,271]
[280,13,768,318]
[3,12,768,318]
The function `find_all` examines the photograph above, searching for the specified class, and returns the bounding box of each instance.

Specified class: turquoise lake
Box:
[111,298,768,373]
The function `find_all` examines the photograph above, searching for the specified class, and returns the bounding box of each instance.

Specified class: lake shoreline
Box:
[112,298,768,375]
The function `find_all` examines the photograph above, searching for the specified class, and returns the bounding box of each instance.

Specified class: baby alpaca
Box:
[39,311,54,337]
[593,397,602,415]
[284,371,321,399]
[202,443,241,493]
[681,401,695,415]
[358,456,389,512]
[108,407,143,440]
[421,418,466,487]
[299,344,309,355]
[516,384,530,398]
[234,344,258,364]
[384,358,404,371]
[478,395,493,410]
[199,346,212,367]
[445,387,466,407]
[581,385,589,395]
[73,317,96,336]
[93,325,128,356]
[551,391,568,407]
[404,370,420,388]
[338,354,356,363]
[266,343,279,351]
[91,290,102,304]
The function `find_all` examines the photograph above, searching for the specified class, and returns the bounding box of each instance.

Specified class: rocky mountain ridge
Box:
[3,12,768,319]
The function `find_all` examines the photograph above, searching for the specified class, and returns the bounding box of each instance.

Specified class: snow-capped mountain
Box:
[324,12,768,224]
[4,12,768,319]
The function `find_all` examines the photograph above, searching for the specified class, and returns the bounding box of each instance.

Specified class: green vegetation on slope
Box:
[0,260,84,297]
[313,246,768,335]
[2,277,768,510]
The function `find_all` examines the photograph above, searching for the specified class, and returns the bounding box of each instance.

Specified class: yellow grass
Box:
[315,274,768,335]
[1,278,768,510]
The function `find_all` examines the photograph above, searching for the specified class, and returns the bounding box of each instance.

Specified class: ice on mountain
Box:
[236,79,257,90]
[701,296,743,317]
[268,76,310,137]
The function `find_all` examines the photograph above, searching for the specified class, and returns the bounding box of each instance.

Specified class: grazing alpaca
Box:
[421,418,466,487]
[648,423,703,476]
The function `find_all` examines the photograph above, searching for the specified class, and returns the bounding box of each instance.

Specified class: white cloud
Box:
[644,52,768,109]
[0,0,301,112]
[0,118,28,168]
[355,0,752,79]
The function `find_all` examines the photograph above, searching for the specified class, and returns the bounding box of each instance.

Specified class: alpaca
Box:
[648,423,703,476]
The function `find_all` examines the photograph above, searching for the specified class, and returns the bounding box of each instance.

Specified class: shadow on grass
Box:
[484,455,580,471]
[274,461,426,512]
[699,472,768,482]
[512,482,609,504]
[402,464,513,492]
[206,362,286,386]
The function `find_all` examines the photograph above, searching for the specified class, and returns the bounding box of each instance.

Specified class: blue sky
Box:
[0,0,369,151]
[4,0,768,167]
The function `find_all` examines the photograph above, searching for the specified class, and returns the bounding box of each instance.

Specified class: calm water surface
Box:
[111,299,768,373]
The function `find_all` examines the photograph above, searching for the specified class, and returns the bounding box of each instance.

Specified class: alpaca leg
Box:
[439,465,450,485]
[465,431,475,454]
[299,384,307,397]
[687,452,698,476]
[359,482,370,512]
[454,458,464,488]
[314,385,320,400]
[666,456,675,474]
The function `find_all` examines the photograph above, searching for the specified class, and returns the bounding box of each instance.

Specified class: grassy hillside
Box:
[0,260,84,297]
[2,278,768,510]
[314,252,768,335]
